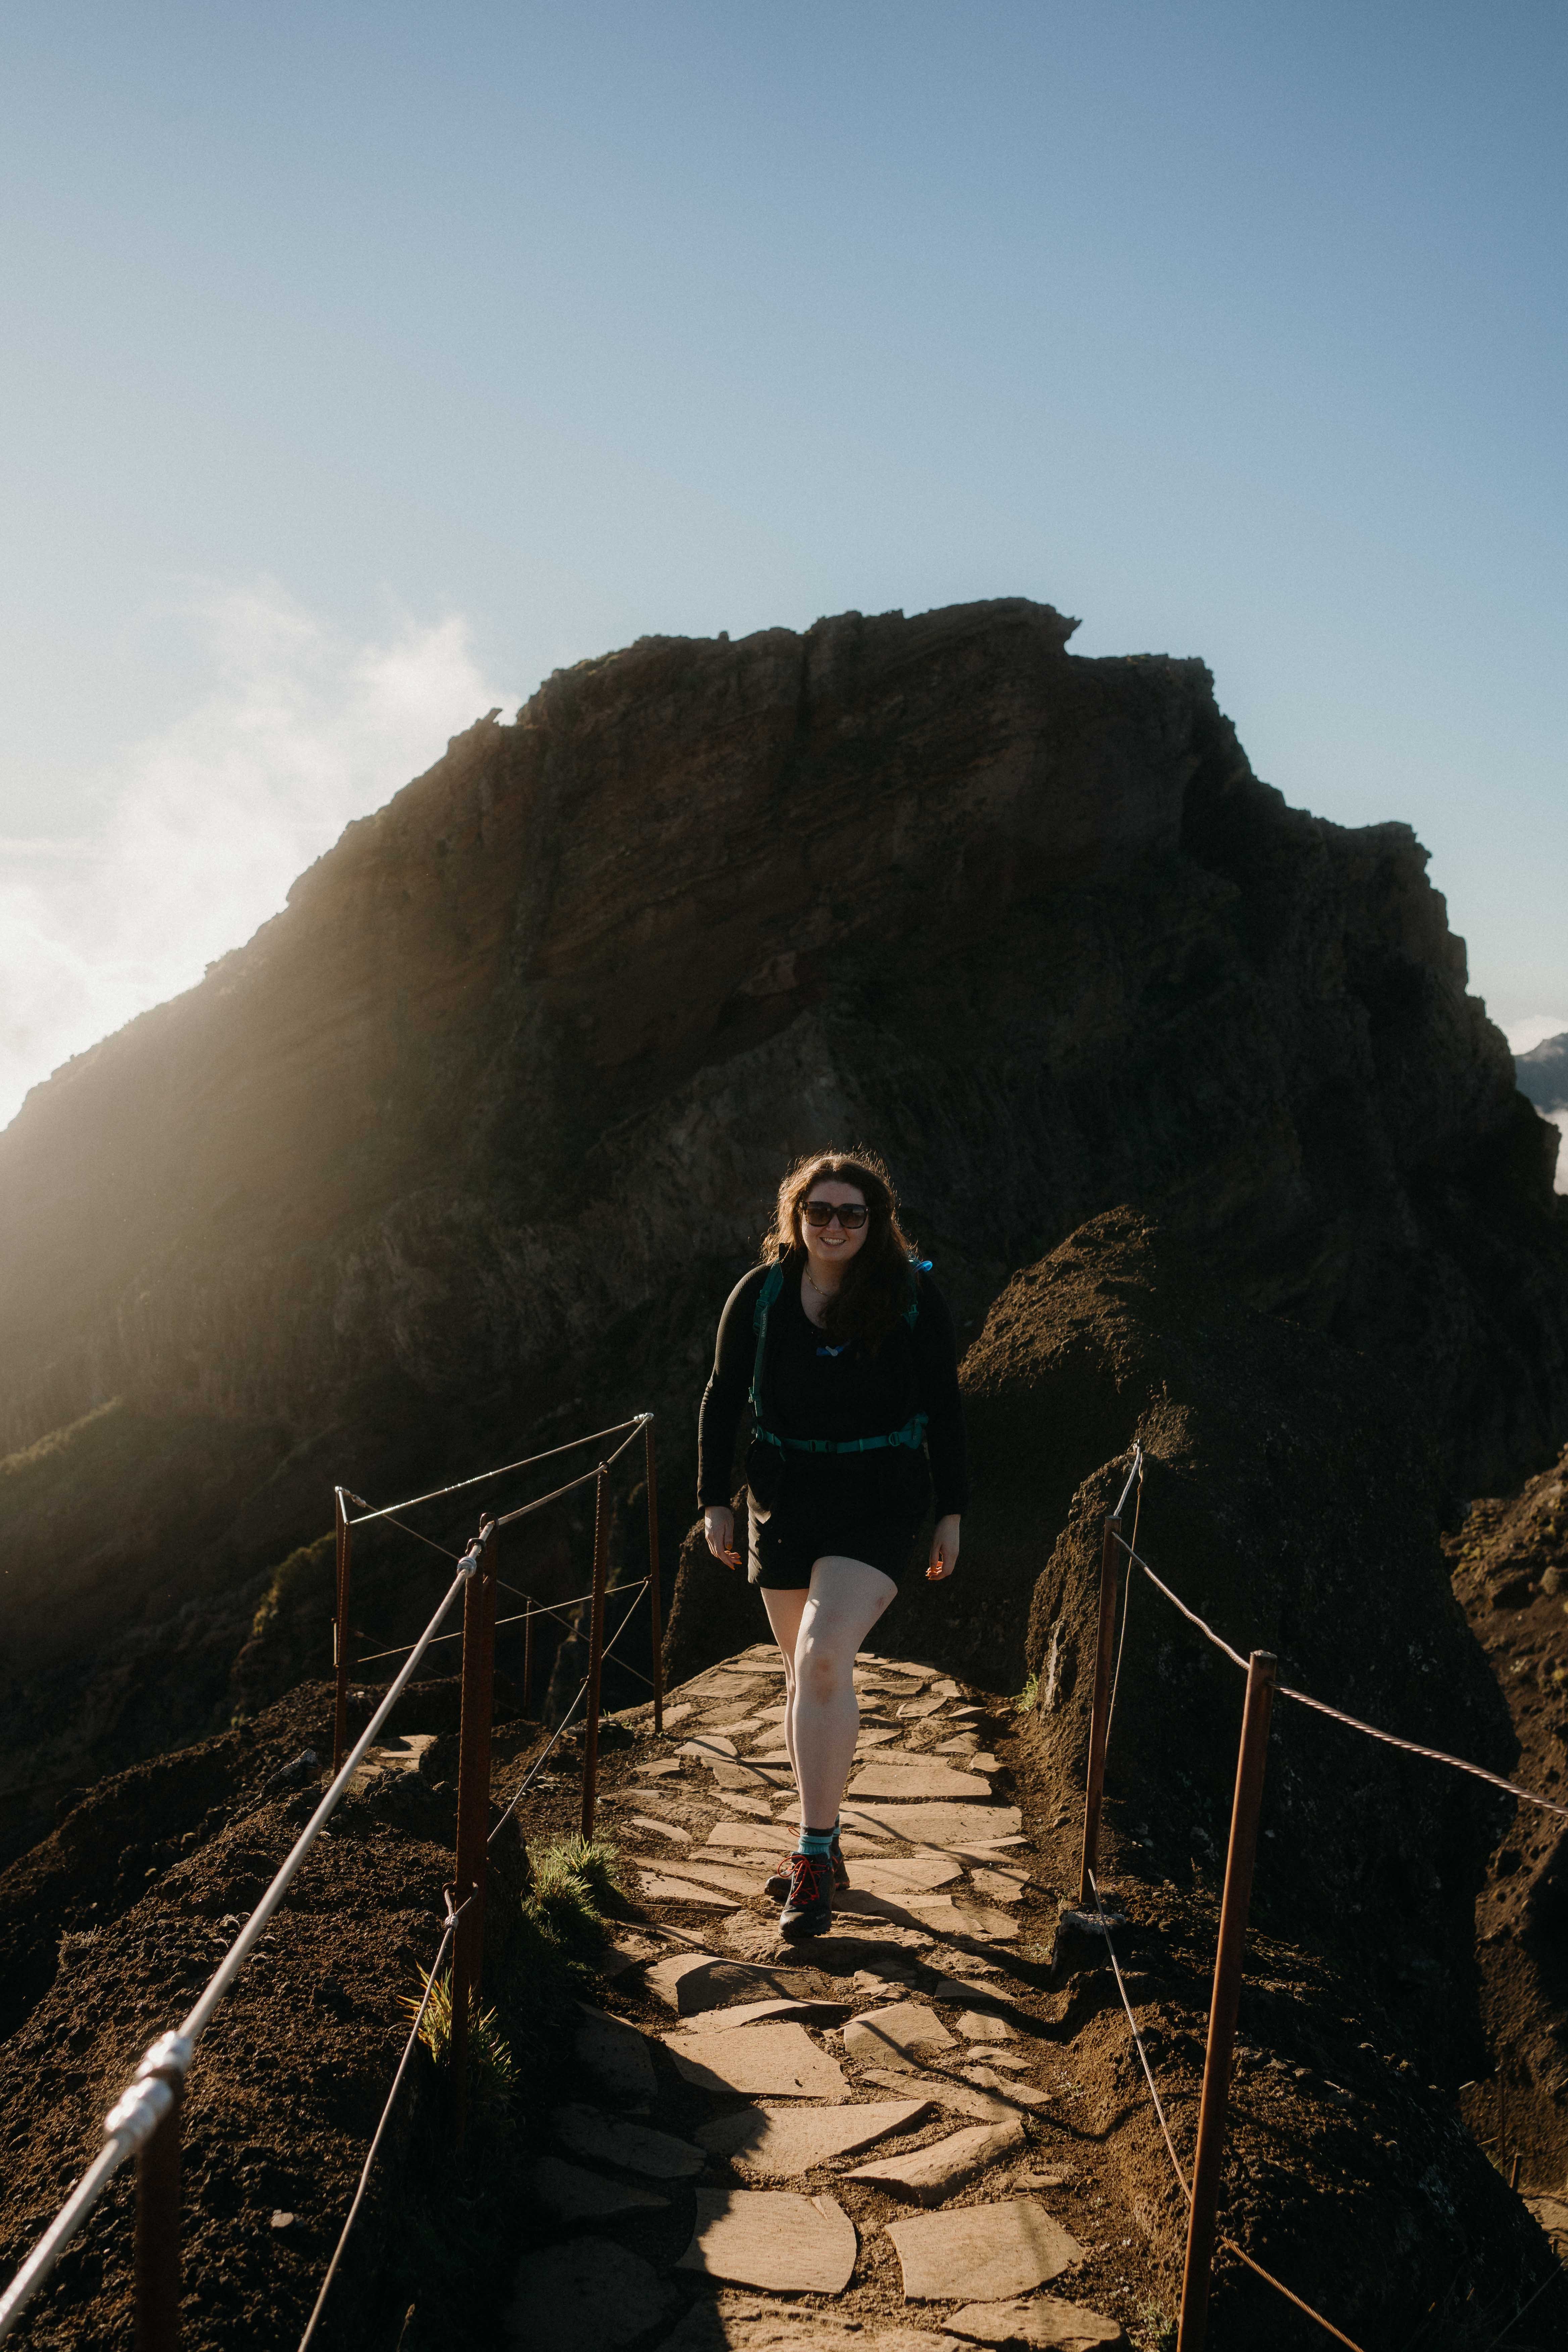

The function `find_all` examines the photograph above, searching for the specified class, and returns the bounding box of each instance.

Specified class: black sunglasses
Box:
[802,1201,869,1230]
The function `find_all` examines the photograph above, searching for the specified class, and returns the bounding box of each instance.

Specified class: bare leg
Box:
[760,1585,811,1797]
[791,1557,897,1831]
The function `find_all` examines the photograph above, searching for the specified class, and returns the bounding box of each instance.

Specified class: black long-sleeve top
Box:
[697,1258,971,1518]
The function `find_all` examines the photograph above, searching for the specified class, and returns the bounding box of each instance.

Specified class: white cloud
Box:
[0,585,514,1131]
[1504,1013,1568,1056]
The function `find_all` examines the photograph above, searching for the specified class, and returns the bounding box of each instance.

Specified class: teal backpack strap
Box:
[904,1255,932,1330]
[749,1263,786,1427]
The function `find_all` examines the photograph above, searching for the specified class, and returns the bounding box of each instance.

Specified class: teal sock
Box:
[798,1823,835,1858]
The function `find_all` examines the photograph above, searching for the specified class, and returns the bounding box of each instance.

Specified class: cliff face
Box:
[1,597,1564,1842]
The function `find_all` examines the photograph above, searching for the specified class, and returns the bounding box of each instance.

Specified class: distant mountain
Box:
[1517,1030,1568,1114]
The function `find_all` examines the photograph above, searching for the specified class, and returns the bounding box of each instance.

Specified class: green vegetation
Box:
[403,1969,518,2124]
[388,1828,625,2347]
[1012,1670,1040,1715]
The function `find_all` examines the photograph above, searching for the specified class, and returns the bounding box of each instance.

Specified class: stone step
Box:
[663,2020,850,2098]
[844,2115,1024,2202]
[695,2096,932,2178]
[552,2102,705,2178]
[885,2200,1086,2301]
[675,2188,858,2294]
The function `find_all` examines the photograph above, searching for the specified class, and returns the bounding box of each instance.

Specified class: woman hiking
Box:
[698,1149,970,1942]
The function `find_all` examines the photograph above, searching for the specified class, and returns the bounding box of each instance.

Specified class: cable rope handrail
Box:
[493,1416,651,1528]
[486,1578,650,1846]
[296,1892,470,2351]
[0,1538,487,2340]
[354,1577,649,1669]
[1113,1532,1568,1823]
[345,1416,648,1526]
[1100,1449,1143,1760]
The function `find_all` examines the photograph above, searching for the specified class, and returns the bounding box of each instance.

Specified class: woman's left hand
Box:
[927,1514,961,1581]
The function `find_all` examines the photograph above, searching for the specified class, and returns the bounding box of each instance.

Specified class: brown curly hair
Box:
[761,1148,917,1348]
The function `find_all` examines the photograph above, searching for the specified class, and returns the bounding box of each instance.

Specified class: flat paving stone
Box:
[844,2001,956,2068]
[645,1857,767,1897]
[959,2067,1050,2108]
[502,2238,675,2348]
[846,2116,1024,2202]
[574,2005,657,2101]
[675,2188,857,2293]
[659,1705,696,1731]
[696,2096,931,2177]
[860,2069,1019,2121]
[694,1996,850,2032]
[945,2299,1128,2347]
[967,1869,1024,1900]
[631,1814,694,1843]
[944,1906,1021,1941]
[895,1696,948,1719]
[646,1952,827,2015]
[887,2199,1086,2302]
[958,2010,1015,2042]
[639,1874,737,1908]
[708,1820,793,1851]
[657,2289,955,2352]
[553,2103,705,2178]
[664,2021,849,2098]
[868,1658,938,1680]
[638,1757,684,1777]
[722,1793,778,1820]
[713,1760,792,1790]
[646,1951,732,2011]
[849,1761,996,1801]
[531,2155,669,2221]
[835,1801,1024,1843]
[856,1726,901,1747]
[853,1855,962,1895]
[680,1733,739,1759]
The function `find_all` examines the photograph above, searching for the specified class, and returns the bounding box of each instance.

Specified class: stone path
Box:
[503,1643,1132,2351]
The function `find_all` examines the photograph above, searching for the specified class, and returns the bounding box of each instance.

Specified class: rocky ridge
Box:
[4,597,1563,1856]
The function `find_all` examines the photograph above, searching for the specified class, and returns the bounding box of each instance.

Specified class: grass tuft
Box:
[1012,1670,1040,1715]
[402,1970,518,2121]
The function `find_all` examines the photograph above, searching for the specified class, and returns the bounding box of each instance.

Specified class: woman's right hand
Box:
[704,1505,741,1569]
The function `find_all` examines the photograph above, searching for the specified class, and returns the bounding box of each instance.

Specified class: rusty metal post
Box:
[579,1465,610,1839]
[522,1600,535,1717]
[1076,1512,1123,1907]
[135,2086,182,2350]
[332,1487,353,1777]
[450,1518,497,2147]
[643,1417,665,1739]
[1177,1648,1277,2352]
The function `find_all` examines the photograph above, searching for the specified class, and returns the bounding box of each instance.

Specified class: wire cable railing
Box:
[0,1535,485,2342]
[1077,1448,1565,2351]
[0,1409,668,2352]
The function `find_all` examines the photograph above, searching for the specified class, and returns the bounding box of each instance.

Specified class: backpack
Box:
[747,1257,931,1459]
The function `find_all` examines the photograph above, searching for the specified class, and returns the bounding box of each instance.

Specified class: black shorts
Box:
[746,1446,930,1590]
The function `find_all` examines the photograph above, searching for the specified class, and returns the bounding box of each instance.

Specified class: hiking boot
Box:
[778,1849,834,1941]
[765,1832,849,1901]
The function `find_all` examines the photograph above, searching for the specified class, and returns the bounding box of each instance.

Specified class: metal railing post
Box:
[1178,1648,1277,2352]
[1076,1511,1123,1907]
[134,2086,182,2350]
[579,1466,610,1839]
[450,1518,497,2148]
[332,1488,354,1777]
[643,1417,665,1739]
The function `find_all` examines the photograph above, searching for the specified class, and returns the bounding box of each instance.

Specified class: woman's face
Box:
[798,1179,870,1278]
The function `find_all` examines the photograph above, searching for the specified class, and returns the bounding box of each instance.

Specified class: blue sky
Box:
[2,2,1565,1126]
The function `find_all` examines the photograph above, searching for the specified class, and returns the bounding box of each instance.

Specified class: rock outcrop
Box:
[2,598,1565,1851]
